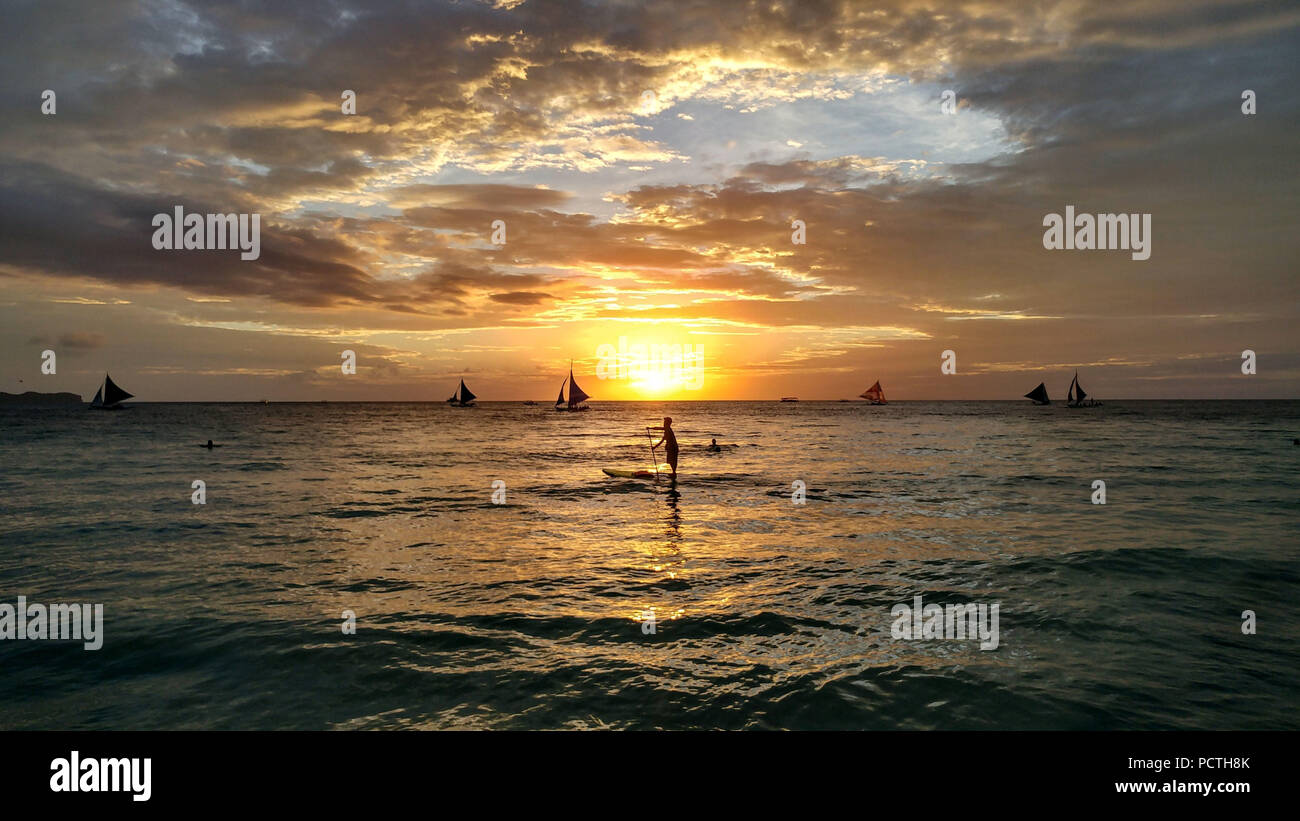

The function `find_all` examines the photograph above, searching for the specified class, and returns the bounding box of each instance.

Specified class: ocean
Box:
[0,400,1296,730]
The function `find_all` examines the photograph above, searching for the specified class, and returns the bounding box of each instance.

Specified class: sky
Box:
[1,0,1297,401]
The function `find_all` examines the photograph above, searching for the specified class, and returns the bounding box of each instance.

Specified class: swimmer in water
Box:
[707,438,721,452]
[200,440,218,449]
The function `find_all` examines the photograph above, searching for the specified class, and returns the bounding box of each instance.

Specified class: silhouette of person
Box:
[649,417,678,481]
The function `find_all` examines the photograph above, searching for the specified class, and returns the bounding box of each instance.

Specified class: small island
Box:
[0,391,83,406]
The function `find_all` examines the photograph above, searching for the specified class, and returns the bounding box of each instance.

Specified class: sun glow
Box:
[632,371,671,395]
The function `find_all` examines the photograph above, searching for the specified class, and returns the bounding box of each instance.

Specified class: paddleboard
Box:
[603,468,669,480]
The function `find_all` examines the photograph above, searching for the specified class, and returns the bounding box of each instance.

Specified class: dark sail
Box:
[458,379,476,403]
[567,368,589,407]
[102,373,133,406]
[1024,382,1050,404]
[1067,374,1076,403]
[1067,370,1097,407]
[555,377,567,407]
[90,386,104,407]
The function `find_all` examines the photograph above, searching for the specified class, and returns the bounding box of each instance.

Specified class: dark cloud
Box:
[57,332,106,350]
[0,160,382,307]
[489,291,553,305]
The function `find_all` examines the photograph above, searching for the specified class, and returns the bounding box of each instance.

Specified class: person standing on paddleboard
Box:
[649,417,678,479]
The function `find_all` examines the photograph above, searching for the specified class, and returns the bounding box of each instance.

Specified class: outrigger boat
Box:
[554,362,590,411]
[1066,370,1102,408]
[89,373,133,410]
[1024,382,1050,405]
[447,378,477,407]
[859,380,887,405]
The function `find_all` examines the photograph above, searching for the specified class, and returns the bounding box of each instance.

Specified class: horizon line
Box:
[43,397,1300,404]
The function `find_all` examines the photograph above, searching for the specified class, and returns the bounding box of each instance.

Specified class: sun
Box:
[633,371,670,395]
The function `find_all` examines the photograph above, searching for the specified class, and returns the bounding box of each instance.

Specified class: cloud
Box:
[387,184,572,211]
[26,332,105,351]
[0,0,1295,398]
[490,291,553,305]
[58,332,106,350]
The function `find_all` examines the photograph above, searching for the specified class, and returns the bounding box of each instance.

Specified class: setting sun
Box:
[632,371,670,395]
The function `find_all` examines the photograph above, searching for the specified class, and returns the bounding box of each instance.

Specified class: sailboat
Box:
[89,373,133,410]
[1066,370,1102,408]
[859,380,887,405]
[446,378,477,407]
[1024,382,1051,405]
[554,362,591,412]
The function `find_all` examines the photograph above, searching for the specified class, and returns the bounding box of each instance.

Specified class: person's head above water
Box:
[206,440,213,446]
[711,438,717,445]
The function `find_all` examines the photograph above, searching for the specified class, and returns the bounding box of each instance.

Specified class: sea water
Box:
[0,400,1296,729]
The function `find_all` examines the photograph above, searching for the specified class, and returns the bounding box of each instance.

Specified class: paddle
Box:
[644,426,660,484]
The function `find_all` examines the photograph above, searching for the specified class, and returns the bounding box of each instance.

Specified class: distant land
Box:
[0,391,82,405]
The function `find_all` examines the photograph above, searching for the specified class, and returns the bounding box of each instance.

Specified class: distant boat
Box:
[1066,370,1102,408]
[555,362,591,412]
[1024,382,1051,405]
[89,373,133,410]
[447,378,477,407]
[522,400,537,406]
[780,396,799,402]
[859,380,887,405]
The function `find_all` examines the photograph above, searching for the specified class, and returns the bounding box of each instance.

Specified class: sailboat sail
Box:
[447,378,476,405]
[103,374,133,406]
[1067,370,1099,407]
[1067,374,1077,404]
[1024,382,1051,405]
[458,379,476,404]
[567,368,589,407]
[554,362,590,410]
[859,380,886,404]
[89,373,132,408]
